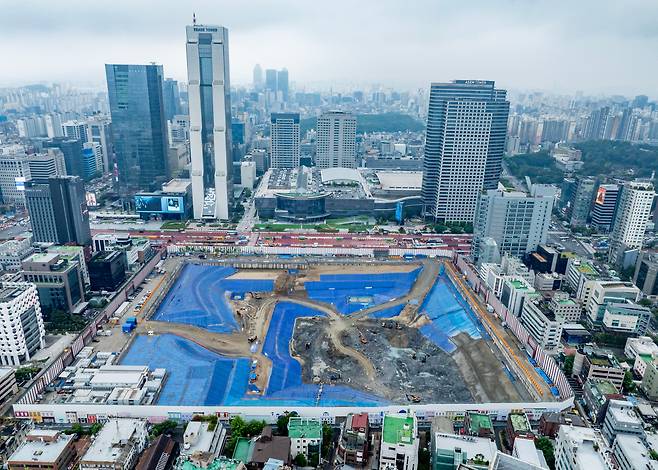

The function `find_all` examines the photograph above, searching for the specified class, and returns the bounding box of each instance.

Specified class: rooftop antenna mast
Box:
[193,12,197,25]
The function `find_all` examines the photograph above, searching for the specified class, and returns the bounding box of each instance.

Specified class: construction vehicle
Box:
[358,329,369,344]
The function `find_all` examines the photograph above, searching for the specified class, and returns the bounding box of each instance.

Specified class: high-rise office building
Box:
[42,137,84,180]
[105,64,169,194]
[316,111,357,169]
[473,185,556,261]
[162,78,181,122]
[186,23,234,220]
[568,176,596,227]
[0,153,31,207]
[25,176,91,246]
[82,142,100,179]
[265,69,278,93]
[253,64,263,90]
[609,181,655,266]
[421,80,509,223]
[270,113,300,169]
[277,68,289,101]
[591,184,620,232]
[26,149,67,184]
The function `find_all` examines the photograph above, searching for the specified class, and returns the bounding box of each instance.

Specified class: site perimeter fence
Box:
[16,249,166,405]
[454,255,574,400]
[166,244,455,258]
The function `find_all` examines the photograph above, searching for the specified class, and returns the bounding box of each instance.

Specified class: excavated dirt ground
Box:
[293,317,475,404]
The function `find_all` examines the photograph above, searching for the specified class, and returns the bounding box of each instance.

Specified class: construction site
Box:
[106,255,556,407]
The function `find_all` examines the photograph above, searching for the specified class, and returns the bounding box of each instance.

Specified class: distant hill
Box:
[300,112,425,135]
[504,140,658,184]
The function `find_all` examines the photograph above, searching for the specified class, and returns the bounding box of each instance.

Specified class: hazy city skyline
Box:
[2,0,657,97]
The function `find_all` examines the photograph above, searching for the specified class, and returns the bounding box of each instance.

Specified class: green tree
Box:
[321,423,333,457]
[224,417,266,457]
[245,420,266,437]
[276,412,297,436]
[535,437,555,470]
[623,371,636,394]
[418,448,431,470]
[293,453,307,467]
[150,420,177,437]
[14,366,41,382]
[639,298,653,307]
[308,452,319,467]
[224,416,246,456]
[46,310,88,334]
[191,414,218,431]
[563,355,574,376]
[90,422,103,435]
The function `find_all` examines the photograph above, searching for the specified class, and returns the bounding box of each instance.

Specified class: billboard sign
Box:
[164,197,183,213]
[135,195,184,214]
[85,191,98,207]
[395,201,404,224]
[595,187,606,205]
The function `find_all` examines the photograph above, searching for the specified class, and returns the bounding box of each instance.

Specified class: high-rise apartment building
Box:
[583,106,610,140]
[473,185,557,261]
[608,181,655,266]
[45,113,64,138]
[186,23,234,220]
[270,113,300,169]
[105,64,169,194]
[421,80,509,222]
[0,282,45,366]
[25,176,91,246]
[591,183,620,232]
[316,111,357,169]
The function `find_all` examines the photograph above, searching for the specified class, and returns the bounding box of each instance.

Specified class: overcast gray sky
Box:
[1,0,657,97]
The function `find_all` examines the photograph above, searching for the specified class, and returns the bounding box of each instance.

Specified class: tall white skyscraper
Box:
[421,80,509,223]
[316,111,357,168]
[270,113,300,169]
[186,23,233,219]
[608,180,655,266]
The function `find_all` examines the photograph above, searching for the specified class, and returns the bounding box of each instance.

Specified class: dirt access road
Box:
[348,259,440,320]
